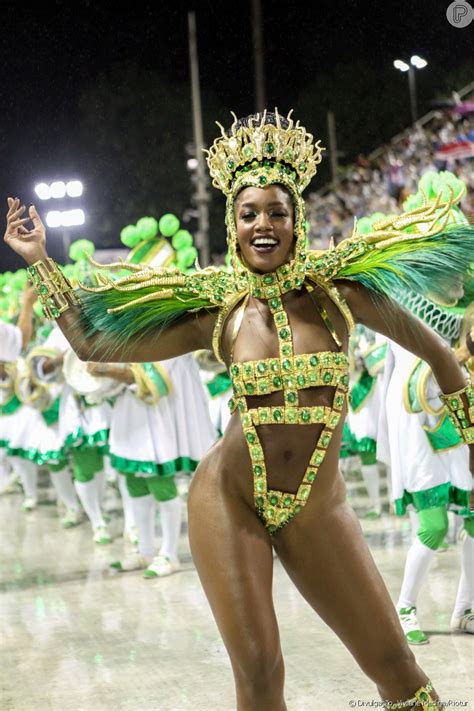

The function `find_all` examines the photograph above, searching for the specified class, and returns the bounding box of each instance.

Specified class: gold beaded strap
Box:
[239,384,346,534]
[385,680,436,709]
[229,351,349,399]
[440,382,474,444]
[27,259,81,320]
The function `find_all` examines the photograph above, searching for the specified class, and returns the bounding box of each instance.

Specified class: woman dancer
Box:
[5,111,474,710]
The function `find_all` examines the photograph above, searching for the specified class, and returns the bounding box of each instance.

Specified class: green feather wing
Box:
[77,262,234,355]
[309,188,474,301]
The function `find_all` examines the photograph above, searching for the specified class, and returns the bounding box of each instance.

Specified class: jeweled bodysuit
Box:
[213,267,353,534]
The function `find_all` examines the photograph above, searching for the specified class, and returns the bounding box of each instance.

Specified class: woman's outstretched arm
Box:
[338,280,474,500]
[338,280,467,393]
[4,198,217,362]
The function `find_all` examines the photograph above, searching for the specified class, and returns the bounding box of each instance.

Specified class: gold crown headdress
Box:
[206,109,325,196]
[205,110,325,287]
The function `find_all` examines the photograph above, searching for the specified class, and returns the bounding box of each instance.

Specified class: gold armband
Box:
[27,259,82,320]
[440,382,474,444]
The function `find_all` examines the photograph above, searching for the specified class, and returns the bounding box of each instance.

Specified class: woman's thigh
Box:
[187,457,281,674]
[273,494,427,698]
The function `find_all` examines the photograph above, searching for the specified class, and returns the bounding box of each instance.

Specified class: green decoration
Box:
[177,246,198,269]
[171,230,193,250]
[136,217,158,241]
[120,225,141,248]
[69,239,95,262]
[158,213,180,237]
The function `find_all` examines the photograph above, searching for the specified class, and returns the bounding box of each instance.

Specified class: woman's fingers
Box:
[29,205,44,231]
[6,198,19,217]
[9,217,30,229]
[8,206,26,222]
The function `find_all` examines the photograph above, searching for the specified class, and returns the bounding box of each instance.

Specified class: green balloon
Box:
[69,239,95,262]
[159,213,180,237]
[136,217,158,241]
[172,230,193,250]
[62,264,77,281]
[177,246,198,269]
[121,225,141,248]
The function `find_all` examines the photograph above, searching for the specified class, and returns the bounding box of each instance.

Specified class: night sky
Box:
[1,0,473,270]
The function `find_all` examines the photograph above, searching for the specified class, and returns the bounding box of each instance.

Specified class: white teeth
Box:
[252,238,278,246]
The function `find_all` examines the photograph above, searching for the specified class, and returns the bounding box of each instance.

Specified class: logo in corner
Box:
[446,0,473,27]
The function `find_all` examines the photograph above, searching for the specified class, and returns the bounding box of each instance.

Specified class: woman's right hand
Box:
[4,198,48,265]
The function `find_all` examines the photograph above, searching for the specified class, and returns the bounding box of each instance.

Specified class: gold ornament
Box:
[205,109,325,196]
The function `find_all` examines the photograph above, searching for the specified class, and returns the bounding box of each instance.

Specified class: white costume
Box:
[0,322,22,362]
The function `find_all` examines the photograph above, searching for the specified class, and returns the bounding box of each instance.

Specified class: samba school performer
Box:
[5,110,474,710]
[89,216,216,575]
[0,284,37,494]
[345,326,387,518]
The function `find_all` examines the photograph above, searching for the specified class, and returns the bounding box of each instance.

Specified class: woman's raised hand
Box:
[4,198,47,265]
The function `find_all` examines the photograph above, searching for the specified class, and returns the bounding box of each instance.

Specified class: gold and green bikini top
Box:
[215,278,353,535]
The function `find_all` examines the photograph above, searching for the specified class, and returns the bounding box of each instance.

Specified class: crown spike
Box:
[215,121,227,139]
[286,109,294,128]
[230,111,239,133]
[260,109,267,127]
[274,108,280,128]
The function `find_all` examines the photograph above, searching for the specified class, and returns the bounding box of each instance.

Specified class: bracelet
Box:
[440,382,474,444]
[27,258,82,320]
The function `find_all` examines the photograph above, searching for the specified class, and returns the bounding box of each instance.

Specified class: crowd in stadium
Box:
[307,103,474,248]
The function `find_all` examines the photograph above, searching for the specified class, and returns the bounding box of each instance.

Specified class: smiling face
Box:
[233,184,295,274]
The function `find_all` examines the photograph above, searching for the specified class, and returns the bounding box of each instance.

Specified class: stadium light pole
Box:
[34,180,85,261]
[393,55,427,124]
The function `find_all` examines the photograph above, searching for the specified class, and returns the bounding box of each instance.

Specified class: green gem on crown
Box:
[259,175,267,185]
